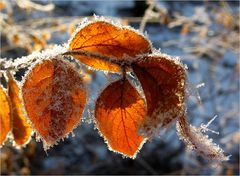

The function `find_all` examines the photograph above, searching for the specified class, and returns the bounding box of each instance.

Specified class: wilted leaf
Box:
[8,72,32,146]
[0,86,11,146]
[22,57,86,149]
[132,54,186,137]
[68,20,152,72]
[95,78,146,158]
[176,115,229,162]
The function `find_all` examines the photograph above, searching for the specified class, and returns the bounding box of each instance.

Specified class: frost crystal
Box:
[21,55,86,151]
[176,116,229,163]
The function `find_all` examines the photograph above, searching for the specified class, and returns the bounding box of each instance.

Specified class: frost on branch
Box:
[0,45,67,75]
[176,115,229,163]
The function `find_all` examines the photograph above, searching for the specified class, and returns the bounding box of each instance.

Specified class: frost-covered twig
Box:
[200,115,219,135]
[176,115,229,163]
[140,0,160,32]
[15,0,54,12]
[0,45,67,74]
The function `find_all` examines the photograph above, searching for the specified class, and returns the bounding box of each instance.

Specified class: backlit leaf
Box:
[68,20,152,72]
[0,86,11,146]
[8,73,32,146]
[95,78,147,158]
[132,54,186,137]
[22,57,86,149]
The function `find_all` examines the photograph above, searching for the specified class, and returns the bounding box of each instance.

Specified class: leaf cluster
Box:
[0,17,228,162]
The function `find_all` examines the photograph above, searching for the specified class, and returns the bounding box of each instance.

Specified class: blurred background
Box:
[0,0,239,175]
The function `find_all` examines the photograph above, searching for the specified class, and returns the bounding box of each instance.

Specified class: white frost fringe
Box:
[176,115,229,163]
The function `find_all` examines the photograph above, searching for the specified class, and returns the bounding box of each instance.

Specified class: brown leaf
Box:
[68,20,152,72]
[7,73,32,146]
[95,78,146,158]
[0,85,11,146]
[132,54,186,137]
[22,57,86,149]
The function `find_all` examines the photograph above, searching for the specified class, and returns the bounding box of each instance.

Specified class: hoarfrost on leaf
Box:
[176,115,229,163]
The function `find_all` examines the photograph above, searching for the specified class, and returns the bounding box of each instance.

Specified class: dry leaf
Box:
[8,72,32,146]
[133,54,186,137]
[0,86,11,146]
[95,78,146,158]
[68,20,152,72]
[22,57,86,149]
[176,115,229,162]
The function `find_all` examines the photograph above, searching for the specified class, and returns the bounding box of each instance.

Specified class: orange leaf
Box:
[0,86,11,146]
[7,73,32,146]
[132,55,186,137]
[68,20,152,72]
[22,58,86,149]
[95,78,146,158]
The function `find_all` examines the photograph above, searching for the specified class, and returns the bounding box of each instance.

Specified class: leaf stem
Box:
[63,50,133,67]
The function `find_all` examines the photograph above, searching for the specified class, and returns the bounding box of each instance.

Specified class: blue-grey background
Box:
[0,0,239,175]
